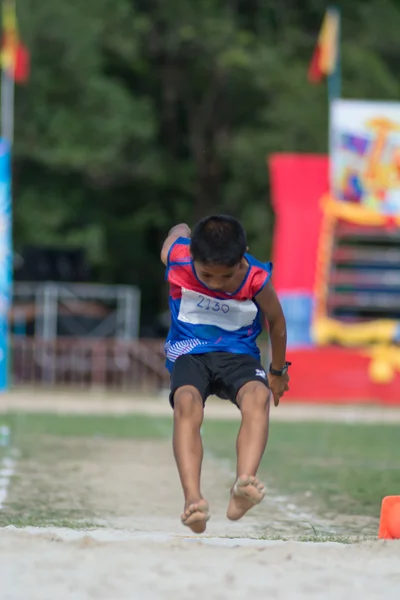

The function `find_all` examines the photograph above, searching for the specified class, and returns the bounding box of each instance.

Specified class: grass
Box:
[202,419,400,519]
[0,411,399,534]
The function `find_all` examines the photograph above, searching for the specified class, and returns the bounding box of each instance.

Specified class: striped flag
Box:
[1,0,29,83]
[308,8,339,83]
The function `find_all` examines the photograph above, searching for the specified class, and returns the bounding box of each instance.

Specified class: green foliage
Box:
[11,0,400,325]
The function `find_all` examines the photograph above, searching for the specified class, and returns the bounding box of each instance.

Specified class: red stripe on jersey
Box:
[248,267,270,298]
[169,283,182,300]
[167,237,272,301]
[169,240,190,263]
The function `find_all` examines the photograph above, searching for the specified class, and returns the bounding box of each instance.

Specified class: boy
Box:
[161,215,290,534]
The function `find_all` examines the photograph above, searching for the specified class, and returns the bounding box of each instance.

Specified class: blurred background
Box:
[1,0,400,400]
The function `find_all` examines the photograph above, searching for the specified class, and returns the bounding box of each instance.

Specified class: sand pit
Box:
[0,527,399,599]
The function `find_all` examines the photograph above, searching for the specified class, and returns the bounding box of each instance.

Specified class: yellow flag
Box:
[1,0,19,74]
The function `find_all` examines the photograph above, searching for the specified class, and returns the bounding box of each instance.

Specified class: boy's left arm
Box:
[255,280,290,406]
[160,223,191,265]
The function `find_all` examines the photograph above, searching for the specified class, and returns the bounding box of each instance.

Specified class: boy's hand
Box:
[267,372,290,407]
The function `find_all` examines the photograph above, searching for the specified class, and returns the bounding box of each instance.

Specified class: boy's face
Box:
[193,261,244,292]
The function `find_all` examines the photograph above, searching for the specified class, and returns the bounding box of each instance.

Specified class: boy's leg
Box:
[173,385,208,533]
[170,354,211,533]
[209,352,270,521]
[227,380,270,521]
[236,380,270,476]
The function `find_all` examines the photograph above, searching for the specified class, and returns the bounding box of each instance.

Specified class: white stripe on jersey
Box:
[165,338,205,361]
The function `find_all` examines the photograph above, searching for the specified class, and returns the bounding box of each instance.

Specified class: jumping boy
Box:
[161,215,290,534]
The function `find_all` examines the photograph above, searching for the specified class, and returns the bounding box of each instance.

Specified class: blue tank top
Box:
[164,237,272,372]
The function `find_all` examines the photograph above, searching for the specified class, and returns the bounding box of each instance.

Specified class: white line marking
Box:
[3,525,347,546]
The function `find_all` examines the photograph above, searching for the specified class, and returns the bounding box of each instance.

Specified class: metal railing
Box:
[10,337,271,392]
[11,337,170,391]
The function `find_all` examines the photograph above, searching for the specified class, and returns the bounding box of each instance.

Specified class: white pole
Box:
[1,70,15,145]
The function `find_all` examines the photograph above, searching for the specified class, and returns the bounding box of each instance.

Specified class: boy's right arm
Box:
[161,223,191,265]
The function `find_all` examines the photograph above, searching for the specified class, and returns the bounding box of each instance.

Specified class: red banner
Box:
[269,153,329,293]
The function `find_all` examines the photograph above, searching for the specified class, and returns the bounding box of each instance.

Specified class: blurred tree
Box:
[10,0,400,331]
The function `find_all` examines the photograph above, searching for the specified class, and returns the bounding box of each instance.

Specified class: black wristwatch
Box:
[269,361,291,376]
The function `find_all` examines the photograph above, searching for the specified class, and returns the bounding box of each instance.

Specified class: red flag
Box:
[14,43,29,82]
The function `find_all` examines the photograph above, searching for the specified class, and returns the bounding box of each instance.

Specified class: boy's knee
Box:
[173,386,204,419]
[237,381,270,414]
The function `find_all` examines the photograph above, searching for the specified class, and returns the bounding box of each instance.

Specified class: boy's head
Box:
[190,215,247,291]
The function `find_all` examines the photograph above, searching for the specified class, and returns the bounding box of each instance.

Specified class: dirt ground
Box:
[0,389,400,599]
[1,388,400,423]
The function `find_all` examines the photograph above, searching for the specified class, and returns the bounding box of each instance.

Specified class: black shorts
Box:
[169,351,269,408]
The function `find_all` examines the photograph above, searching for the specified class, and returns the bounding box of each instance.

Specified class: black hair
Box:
[190,215,247,267]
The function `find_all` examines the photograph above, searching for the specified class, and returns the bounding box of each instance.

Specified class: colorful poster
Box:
[331,99,400,215]
[0,140,11,391]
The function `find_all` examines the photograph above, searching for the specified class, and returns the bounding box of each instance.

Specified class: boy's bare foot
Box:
[226,475,265,521]
[181,498,210,534]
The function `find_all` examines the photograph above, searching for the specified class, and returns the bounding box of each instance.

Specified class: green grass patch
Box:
[0,412,170,444]
[0,411,398,533]
[201,420,400,519]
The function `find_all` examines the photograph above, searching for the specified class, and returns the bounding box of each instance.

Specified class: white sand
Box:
[0,527,399,599]
[0,391,399,598]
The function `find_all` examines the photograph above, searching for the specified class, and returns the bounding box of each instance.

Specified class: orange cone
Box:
[378,496,400,539]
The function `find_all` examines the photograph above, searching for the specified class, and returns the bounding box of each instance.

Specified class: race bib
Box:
[178,288,258,331]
